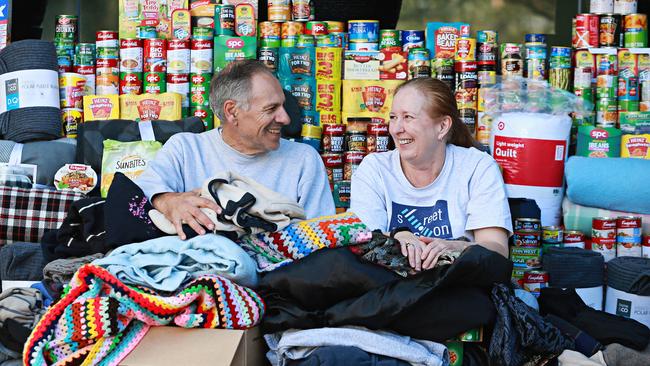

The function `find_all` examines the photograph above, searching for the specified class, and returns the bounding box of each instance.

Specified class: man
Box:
[136,60,335,239]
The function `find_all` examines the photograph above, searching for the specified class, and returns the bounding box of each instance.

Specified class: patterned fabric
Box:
[0,186,84,245]
[23,264,264,366]
[237,212,373,271]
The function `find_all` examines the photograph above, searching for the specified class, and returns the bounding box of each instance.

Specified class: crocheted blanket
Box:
[24,264,264,366]
[238,212,373,271]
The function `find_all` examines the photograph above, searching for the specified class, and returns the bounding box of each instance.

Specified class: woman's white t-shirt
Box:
[350,144,513,240]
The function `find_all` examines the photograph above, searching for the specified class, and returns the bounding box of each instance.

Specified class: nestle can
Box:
[600,13,623,47]
[136,26,158,39]
[348,20,380,43]
[55,15,78,43]
[592,217,617,261]
[432,58,455,91]
[61,108,83,138]
[408,48,431,79]
[401,30,425,53]
[624,13,648,47]
[306,21,328,36]
[144,72,166,94]
[120,72,143,95]
[344,151,365,180]
[513,230,541,247]
[324,21,345,33]
[591,0,614,13]
[322,124,345,153]
[321,153,343,189]
[617,216,642,257]
[542,226,564,244]
[268,0,291,22]
[95,58,119,95]
[282,21,305,38]
[190,39,213,74]
[366,123,390,153]
[576,13,600,48]
[455,37,476,61]
[191,106,214,130]
[523,270,548,298]
[214,4,235,36]
[258,47,279,74]
[615,0,638,14]
[564,230,586,249]
[143,38,167,73]
[190,73,211,107]
[501,43,523,78]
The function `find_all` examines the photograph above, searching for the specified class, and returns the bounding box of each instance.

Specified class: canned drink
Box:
[523,270,548,298]
[321,153,343,189]
[344,151,365,180]
[282,21,305,38]
[431,58,455,91]
[501,43,523,78]
[455,37,476,61]
[55,15,78,43]
[349,20,380,43]
[408,48,431,79]
[297,34,315,48]
[143,38,167,73]
[214,4,235,36]
[600,13,623,47]
[191,39,213,74]
[95,58,119,95]
[306,21,328,36]
[167,39,190,74]
[348,42,379,51]
[268,0,291,22]
[563,230,586,249]
[513,230,541,247]
[576,13,600,48]
[96,30,118,49]
[190,73,211,107]
[617,216,642,257]
[259,21,281,39]
[120,38,143,73]
[258,47,279,74]
[61,108,83,138]
[366,123,390,153]
[401,30,425,52]
[324,21,345,33]
[192,27,214,40]
[120,72,143,95]
[136,26,158,39]
[144,72,166,94]
[624,13,648,47]
[592,217,617,261]
[379,29,401,50]
[615,0,638,14]
[477,30,498,44]
[542,226,564,244]
[191,105,214,130]
[322,124,345,153]
[591,0,614,13]
[167,73,190,110]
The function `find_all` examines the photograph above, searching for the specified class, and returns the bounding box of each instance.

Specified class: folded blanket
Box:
[563,197,650,237]
[565,157,650,214]
[23,264,264,366]
[93,234,259,291]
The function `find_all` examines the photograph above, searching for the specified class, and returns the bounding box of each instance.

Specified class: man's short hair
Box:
[209,60,275,122]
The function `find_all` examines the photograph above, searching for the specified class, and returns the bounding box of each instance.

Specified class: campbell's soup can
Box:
[143,38,167,73]
[515,218,542,232]
[95,58,119,95]
[190,73,211,107]
[643,236,650,258]
[344,151,365,180]
[542,226,564,244]
[564,230,586,249]
[167,39,190,74]
[600,13,623,47]
[523,270,548,298]
[268,0,291,22]
[322,124,345,153]
[348,20,380,43]
[120,72,143,95]
[513,230,541,247]
[144,72,166,94]
[576,13,600,48]
[367,123,390,153]
[73,65,96,95]
[401,30,425,52]
[617,216,642,257]
[190,39,213,74]
[282,22,305,38]
[592,217,617,261]
[120,39,143,73]
[167,73,190,109]
[96,30,118,48]
[321,153,343,189]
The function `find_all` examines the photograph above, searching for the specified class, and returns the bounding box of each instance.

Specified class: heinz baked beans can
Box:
[564,230,586,249]
[592,217,617,261]
[617,216,642,257]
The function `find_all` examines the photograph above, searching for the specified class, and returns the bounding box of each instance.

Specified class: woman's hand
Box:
[421,238,468,270]
[394,231,428,271]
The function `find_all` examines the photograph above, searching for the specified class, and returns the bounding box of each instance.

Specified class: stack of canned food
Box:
[592,215,645,261]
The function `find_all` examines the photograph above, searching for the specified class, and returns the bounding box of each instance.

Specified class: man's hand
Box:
[152,190,222,240]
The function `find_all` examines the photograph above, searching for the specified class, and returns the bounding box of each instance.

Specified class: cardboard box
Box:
[213,36,257,73]
[344,51,381,80]
[120,326,268,366]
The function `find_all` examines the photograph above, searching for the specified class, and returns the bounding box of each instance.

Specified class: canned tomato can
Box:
[564,230,586,249]
[55,15,78,43]
[591,0,614,13]
[367,123,390,153]
[322,123,345,153]
[306,21,328,36]
[523,270,548,298]
[592,217,617,261]
[600,13,623,47]
[617,216,642,257]
[513,230,541,247]
[191,106,214,130]
[190,39,213,74]
[501,43,523,78]
[542,226,564,244]
[167,39,190,74]
[120,38,143,73]
[379,29,401,50]
[268,0,291,22]
[144,72,166,94]
[136,26,158,39]
[259,21,281,39]
[61,108,83,138]
[344,151,365,180]
[190,73,211,107]
[293,2,314,23]
[321,153,343,189]
[214,4,235,36]
[615,0,638,14]
[282,21,305,38]
[643,236,650,258]
[95,58,119,95]
[576,13,600,48]
[258,47,278,74]
[401,30,425,52]
[432,58,455,91]
[324,21,345,33]
[624,13,648,47]
[408,48,431,79]
[143,38,167,72]
[455,37,476,62]
[348,20,380,43]
[120,72,143,95]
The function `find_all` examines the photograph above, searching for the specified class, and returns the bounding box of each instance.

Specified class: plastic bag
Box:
[100,139,162,198]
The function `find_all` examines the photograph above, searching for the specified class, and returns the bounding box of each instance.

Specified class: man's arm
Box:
[298,148,336,218]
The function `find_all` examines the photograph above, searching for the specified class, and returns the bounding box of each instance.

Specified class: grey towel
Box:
[42,253,104,288]
[0,40,61,143]
[607,257,650,296]
[603,343,650,366]
[0,138,76,186]
[543,247,604,288]
[0,243,45,283]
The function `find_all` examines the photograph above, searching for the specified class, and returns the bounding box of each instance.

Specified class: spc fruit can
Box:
[379,29,401,50]
[600,13,623,47]
[564,230,586,249]
[258,47,279,74]
[575,13,600,48]
[268,0,291,22]
[523,270,548,298]
[513,230,541,247]
[190,73,211,107]
[624,13,648,47]
[616,216,642,257]
[322,124,345,153]
[344,151,365,180]
[401,30,425,52]
[542,226,564,244]
[214,4,235,36]
[348,20,379,43]
[366,123,389,153]
[321,153,343,189]
[592,217,617,261]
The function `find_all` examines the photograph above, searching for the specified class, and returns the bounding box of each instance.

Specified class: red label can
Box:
[344,151,365,180]
[305,21,328,36]
[96,30,118,48]
[120,72,143,95]
[643,236,650,259]
[120,38,143,73]
[367,123,390,153]
[617,216,642,257]
[523,270,548,298]
[322,124,345,153]
[576,13,600,48]
[143,38,167,72]
[321,153,343,189]
[563,230,586,249]
[513,230,541,247]
[592,217,617,261]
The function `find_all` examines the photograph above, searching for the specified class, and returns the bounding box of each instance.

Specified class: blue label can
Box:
[401,30,425,52]
[348,20,379,43]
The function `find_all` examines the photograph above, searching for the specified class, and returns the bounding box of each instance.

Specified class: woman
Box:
[350,78,512,271]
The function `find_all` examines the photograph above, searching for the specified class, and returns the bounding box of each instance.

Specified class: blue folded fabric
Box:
[565,157,650,214]
[93,234,258,292]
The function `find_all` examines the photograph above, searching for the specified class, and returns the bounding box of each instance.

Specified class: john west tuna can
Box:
[455,60,478,134]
